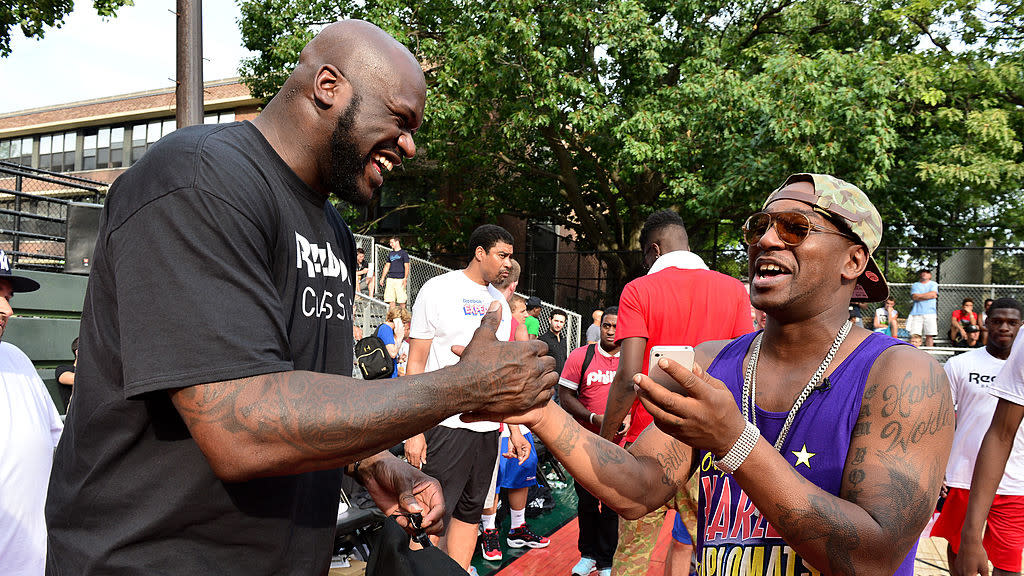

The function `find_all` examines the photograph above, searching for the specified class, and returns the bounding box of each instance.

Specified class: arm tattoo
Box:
[551,409,581,456]
[870,450,940,553]
[878,363,954,453]
[656,440,690,486]
[775,494,860,576]
[585,436,626,467]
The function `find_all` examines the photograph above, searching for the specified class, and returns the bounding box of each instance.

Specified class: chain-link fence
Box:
[0,161,106,269]
[355,234,582,358]
[861,282,1024,343]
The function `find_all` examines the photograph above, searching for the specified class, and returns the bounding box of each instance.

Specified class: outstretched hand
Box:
[359,453,445,537]
[448,301,558,423]
[634,358,746,457]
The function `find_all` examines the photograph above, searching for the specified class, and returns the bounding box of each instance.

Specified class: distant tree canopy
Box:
[238,0,1024,284]
[0,0,131,56]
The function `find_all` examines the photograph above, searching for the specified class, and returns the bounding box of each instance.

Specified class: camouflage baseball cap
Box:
[763,173,888,302]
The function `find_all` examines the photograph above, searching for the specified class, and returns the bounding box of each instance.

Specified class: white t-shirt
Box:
[992,331,1024,406]
[0,342,64,576]
[410,269,511,432]
[874,307,897,332]
[945,346,1024,494]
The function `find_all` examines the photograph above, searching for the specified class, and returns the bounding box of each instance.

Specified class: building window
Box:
[38,131,77,172]
[204,111,235,124]
[131,119,177,164]
[0,137,33,166]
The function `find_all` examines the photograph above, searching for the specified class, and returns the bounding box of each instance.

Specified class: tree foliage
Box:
[0,0,131,56]
[238,0,1024,285]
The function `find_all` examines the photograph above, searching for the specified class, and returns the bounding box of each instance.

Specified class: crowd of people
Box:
[2,19,1023,576]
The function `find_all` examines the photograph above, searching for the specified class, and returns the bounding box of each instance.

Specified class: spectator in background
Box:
[908,268,939,347]
[981,298,994,346]
[951,298,981,348]
[849,300,864,326]
[586,309,603,344]
[380,236,410,309]
[931,298,1023,576]
[376,308,412,378]
[874,297,899,338]
[355,247,375,298]
[524,296,542,340]
[509,295,530,342]
[539,309,569,376]
[55,337,79,412]
[559,306,622,576]
[599,209,752,576]
[910,333,924,347]
[953,298,1024,576]
[405,224,519,571]
[0,250,63,576]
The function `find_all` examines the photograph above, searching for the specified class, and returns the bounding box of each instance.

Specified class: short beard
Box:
[327,95,366,205]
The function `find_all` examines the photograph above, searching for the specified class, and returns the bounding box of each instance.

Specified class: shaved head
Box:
[292,20,423,98]
[255,20,427,204]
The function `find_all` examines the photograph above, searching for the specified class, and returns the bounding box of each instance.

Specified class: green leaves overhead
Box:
[240,0,1024,282]
[0,0,132,56]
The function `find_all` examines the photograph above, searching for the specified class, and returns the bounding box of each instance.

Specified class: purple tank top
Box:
[696,331,915,576]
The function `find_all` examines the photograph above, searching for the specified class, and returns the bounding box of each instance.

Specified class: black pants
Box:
[574,480,618,569]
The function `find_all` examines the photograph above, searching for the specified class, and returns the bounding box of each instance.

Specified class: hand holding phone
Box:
[647,346,695,396]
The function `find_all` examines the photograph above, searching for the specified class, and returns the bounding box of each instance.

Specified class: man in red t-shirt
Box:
[560,306,621,576]
[951,297,981,347]
[599,209,753,575]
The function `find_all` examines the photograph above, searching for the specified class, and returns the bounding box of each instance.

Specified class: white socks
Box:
[481,513,496,531]
[510,508,526,529]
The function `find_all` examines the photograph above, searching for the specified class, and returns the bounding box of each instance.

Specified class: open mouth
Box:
[753,260,792,285]
[371,152,395,175]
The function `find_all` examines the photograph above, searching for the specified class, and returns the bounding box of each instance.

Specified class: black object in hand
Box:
[407,512,431,548]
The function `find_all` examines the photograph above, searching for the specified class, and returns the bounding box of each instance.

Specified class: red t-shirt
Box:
[559,344,620,434]
[616,267,753,442]
[952,309,978,326]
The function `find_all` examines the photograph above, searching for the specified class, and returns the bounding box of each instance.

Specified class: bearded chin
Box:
[327,95,367,205]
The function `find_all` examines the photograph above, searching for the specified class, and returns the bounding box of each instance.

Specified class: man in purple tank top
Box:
[501,173,953,576]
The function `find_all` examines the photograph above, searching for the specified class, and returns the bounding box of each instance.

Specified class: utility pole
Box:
[175,0,204,128]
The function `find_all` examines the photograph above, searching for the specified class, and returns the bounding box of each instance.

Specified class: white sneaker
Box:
[572,557,597,575]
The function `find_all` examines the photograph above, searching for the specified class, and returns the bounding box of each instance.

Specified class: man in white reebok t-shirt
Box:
[405,224,517,571]
[0,250,64,576]
[930,298,1024,576]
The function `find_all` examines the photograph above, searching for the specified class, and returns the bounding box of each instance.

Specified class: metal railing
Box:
[355,234,582,357]
[0,161,106,269]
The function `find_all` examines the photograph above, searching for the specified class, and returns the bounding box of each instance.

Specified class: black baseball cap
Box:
[0,250,40,293]
[525,296,542,309]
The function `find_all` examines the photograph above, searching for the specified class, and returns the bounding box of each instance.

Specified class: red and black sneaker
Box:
[480,528,503,561]
[506,525,550,549]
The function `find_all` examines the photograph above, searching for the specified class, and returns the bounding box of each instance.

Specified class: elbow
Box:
[196,436,284,483]
[615,502,654,521]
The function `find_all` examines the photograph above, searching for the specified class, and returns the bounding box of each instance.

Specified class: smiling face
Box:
[748,196,862,317]
[321,38,426,206]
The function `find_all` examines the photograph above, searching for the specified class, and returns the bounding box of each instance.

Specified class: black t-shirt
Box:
[54,364,74,411]
[386,249,409,278]
[46,122,356,575]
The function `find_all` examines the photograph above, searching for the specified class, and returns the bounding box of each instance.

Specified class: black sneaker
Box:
[480,528,503,561]
[506,525,550,549]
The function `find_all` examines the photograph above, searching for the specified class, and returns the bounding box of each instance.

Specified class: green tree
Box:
[239,0,1024,291]
[1,0,131,56]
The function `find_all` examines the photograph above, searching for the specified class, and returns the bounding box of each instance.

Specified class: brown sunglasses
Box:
[742,211,858,247]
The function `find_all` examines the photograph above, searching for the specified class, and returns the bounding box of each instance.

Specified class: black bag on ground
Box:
[525,471,556,518]
[365,517,467,576]
[356,325,394,380]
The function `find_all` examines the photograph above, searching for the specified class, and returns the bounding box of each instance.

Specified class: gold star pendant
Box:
[792,444,815,468]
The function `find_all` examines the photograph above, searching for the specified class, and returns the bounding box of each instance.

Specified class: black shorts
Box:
[421,426,499,526]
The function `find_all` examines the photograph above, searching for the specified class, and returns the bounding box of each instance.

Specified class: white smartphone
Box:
[647,345,695,394]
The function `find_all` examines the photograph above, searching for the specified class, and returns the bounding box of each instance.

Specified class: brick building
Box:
[0,78,262,185]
